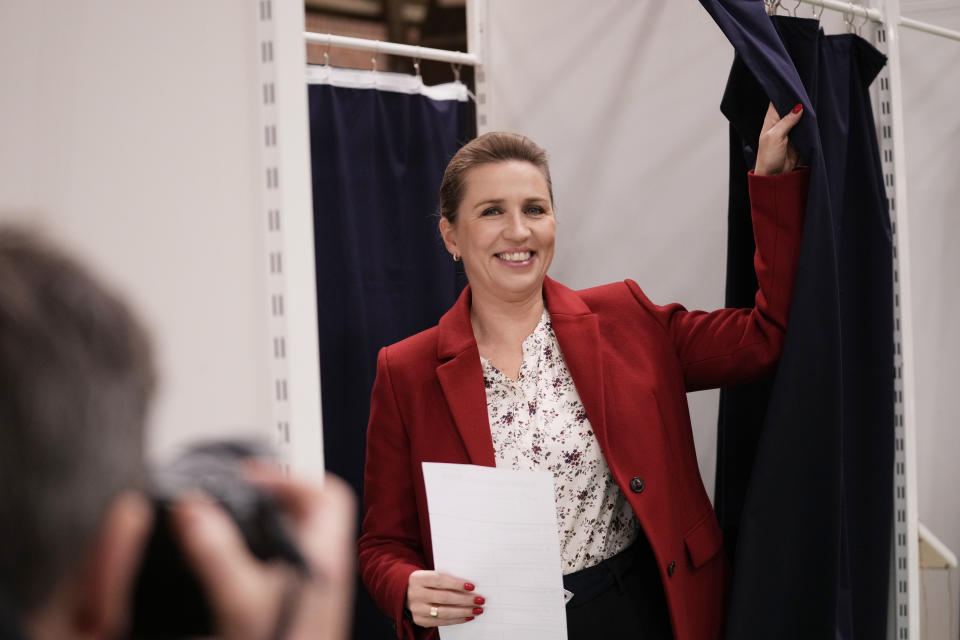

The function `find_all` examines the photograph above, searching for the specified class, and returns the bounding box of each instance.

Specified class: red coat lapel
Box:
[434,278,608,465]
[436,287,496,467]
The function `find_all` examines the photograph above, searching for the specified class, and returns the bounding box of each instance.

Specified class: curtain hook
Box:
[451,60,461,84]
[844,6,855,32]
[371,40,380,73]
[413,46,422,83]
[792,0,801,17]
[322,34,332,68]
[812,3,824,20]
[857,10,870,36]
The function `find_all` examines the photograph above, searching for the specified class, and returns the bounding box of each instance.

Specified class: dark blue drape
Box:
[699,4,893,639]
[308,77,473,640]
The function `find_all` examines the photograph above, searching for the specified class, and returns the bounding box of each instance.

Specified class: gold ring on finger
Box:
[430,606,439,618]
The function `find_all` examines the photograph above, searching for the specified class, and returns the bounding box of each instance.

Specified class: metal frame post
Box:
[467,0,491,134]
[257,0,325,477]
[870,0,921,636]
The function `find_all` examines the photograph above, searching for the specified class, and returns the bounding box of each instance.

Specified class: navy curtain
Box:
[308,76,473,640]
[698,4,894,639]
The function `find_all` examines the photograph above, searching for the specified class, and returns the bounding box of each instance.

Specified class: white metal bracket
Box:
[467,0,490,134]
[257,0,325,477]
[871,1,921,637]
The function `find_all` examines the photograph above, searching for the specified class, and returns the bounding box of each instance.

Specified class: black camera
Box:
[129,440,307,638]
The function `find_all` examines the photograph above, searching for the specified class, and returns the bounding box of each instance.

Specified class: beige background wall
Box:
[0,2,271,463]
[484,0,733,494]
[901,5,960,638]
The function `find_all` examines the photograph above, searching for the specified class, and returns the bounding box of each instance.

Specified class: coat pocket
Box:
[683,511,724,569]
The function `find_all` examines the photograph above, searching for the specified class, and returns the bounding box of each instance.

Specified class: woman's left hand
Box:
[754,101,803,176]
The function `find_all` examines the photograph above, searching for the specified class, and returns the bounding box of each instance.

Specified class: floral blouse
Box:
[480,310,639,574]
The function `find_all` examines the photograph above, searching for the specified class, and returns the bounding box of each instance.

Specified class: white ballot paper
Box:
[422,462,567,640]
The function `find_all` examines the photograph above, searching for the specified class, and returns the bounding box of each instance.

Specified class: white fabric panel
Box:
[0,2,271,464]
[307,65,469,100]
[901,7,960,638]
[485,0,735,497]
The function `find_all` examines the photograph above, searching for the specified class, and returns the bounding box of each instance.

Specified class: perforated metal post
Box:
[256,0,293,472]
[256,0,325,477]
[467,0,490,134]
[871,0,921,637]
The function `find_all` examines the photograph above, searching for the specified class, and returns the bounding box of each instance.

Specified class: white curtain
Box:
[484,0,735,496]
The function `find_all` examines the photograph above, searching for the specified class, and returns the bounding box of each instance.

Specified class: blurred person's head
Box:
[0,227,156,639]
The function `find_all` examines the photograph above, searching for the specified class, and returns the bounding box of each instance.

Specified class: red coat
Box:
[358,168,809,640]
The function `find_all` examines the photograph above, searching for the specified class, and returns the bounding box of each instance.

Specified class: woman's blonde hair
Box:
[438,131,553,224]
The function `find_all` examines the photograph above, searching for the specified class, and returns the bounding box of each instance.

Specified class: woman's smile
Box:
[494,248,535,266]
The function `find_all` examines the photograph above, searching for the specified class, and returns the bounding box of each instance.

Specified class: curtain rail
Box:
[898,15,960,43]
[308,7,959,63]
[304,32,480,66]
[793,0,883,22]
[793,0,960,42]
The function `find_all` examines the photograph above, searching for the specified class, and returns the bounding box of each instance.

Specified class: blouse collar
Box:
[437,277,592,360]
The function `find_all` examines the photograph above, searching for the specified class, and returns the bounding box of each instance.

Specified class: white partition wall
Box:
[483,0,734,493]
[900,5,960,638]
[0,0,322,474]
[256,0,325,477]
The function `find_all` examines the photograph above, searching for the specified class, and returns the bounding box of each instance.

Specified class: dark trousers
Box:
[564,538,673,639]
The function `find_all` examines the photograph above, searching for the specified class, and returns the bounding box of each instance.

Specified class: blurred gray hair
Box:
[0,227,155,614]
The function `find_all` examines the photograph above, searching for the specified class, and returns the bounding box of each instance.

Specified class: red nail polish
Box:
[792,103,803,114]
[473,607,484,615]
[474,596,485,605]
[465,617,475,621]
[464,582,475,591]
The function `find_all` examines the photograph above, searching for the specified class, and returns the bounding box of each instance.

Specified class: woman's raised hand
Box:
[406,570,485,627]
[754,101,803,176]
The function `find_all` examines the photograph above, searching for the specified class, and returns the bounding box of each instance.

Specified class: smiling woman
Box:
[358,123,810,640]
[436,134,559,381]
[439,156,557,380]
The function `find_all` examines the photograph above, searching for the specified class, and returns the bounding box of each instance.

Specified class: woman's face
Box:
[440,160,555,305]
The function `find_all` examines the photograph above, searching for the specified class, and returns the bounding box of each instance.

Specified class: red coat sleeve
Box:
[357,347,429,639]
[627,167,810,391]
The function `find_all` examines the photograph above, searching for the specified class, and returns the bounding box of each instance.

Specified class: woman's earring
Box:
[453,252,461,262]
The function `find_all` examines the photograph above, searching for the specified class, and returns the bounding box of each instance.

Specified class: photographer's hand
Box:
[171,471,356,640]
